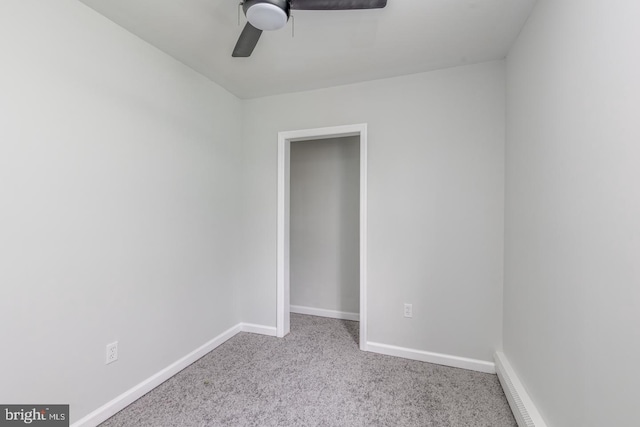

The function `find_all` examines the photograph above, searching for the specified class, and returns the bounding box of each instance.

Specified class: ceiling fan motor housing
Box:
[243,0,291,31]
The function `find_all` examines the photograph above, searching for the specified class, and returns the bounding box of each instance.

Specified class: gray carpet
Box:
[100,314,516,426]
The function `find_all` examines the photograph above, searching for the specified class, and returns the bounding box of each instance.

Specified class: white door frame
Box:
[277,123,368,351]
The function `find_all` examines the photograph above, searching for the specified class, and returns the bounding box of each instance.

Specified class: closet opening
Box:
[277,124,368,350]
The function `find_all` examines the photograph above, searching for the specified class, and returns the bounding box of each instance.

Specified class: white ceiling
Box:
[78,0,536,99]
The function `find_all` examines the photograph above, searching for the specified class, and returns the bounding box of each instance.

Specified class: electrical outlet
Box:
[106,341,118,365]
[404,303,413,318]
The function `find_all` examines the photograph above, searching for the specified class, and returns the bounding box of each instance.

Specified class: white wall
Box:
[0,1,242,423]
[504,1,640,426]
[241,61,505,362]
[290,137,360,314]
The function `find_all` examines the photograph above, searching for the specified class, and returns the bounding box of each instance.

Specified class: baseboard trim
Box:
[72,321,279,426]
[72,323,248,427]
[241,323,277,336]
[290,305,359,321]
[494,352,547,427]
[366,341,495,374]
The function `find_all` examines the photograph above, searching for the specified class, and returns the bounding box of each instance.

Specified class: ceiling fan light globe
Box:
[246,3,288,31]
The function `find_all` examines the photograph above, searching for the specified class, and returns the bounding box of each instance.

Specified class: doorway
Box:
[290,135,360,325]
[277,124,368,350]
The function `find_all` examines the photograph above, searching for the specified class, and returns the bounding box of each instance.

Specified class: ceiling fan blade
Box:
[291,0,387,10]
[232,23,263,57]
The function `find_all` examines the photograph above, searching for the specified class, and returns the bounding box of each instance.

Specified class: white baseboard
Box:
[494,352,547,427]
[366,341,495,374]
[290,305,359,321]
[72,322,276,427]
[241,323,277,336]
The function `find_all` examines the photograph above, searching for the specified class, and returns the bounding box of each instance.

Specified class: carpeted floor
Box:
[100,314,516,426]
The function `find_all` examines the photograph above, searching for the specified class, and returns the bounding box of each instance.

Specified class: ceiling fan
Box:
[233,0,387,57]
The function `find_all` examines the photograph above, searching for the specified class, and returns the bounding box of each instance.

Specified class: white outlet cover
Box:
[106,341,118,364]
[404,303,413,318]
